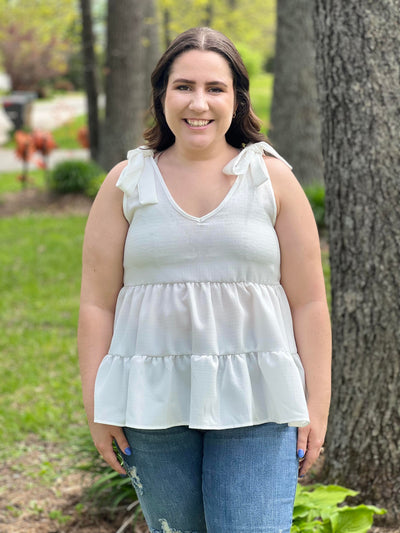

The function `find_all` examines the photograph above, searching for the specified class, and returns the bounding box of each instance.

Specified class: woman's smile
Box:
[184,119,214,128]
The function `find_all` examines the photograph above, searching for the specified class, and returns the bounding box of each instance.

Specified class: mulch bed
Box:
[0,189,93,218]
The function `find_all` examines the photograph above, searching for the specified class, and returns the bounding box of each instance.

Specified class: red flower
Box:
[77,126,90,148]
[15,131,35,161]
[32,130,57,155]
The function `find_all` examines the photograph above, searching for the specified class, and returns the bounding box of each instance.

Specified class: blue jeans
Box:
[120,422,298,533]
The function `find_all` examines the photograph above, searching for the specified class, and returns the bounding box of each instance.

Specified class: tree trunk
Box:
[162,7,171,49]
[313,0,400,525]
[99,0,146,171]
[269,0,323,185]
[203,1,214,27]
[79,0,99,162]
[142,0,160,112]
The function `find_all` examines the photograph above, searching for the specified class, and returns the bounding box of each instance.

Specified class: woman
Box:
[78,27,331,532]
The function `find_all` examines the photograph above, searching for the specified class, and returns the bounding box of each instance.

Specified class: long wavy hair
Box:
[143,27,266,151]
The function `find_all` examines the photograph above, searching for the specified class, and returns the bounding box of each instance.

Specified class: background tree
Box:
[80,0,99,161]
[143,0,161,112]
[99,0,146,170]
[0,0,79,93]
[269,0,323,185]
[313,0,400,524]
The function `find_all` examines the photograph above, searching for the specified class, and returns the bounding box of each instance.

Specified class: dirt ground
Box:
[0,188,93,218]
[0,189,398,532]
[0,439,149,533]
[0,441,397,533]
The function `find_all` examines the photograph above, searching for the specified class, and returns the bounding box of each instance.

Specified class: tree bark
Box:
[79,0,99,162]
[313,0,400,524]
[99,0,146,171]
[162,7,171,49]
[142,0,160,112]
[269,0,323,185]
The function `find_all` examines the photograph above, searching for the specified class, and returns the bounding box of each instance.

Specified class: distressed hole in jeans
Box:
[125,464,144,495]
[154,519,198,533]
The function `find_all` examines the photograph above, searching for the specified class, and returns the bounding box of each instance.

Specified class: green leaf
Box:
[296,484,358,509]
[331,506,386,533]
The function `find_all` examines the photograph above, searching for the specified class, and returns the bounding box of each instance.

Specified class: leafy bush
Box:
[304,183,326,230]
[292,484,386,532]
[47,159,104,195]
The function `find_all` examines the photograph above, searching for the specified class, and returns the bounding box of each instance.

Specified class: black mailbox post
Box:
[2,92,36,130]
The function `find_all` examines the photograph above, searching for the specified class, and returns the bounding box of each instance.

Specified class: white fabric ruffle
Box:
[94,281,309,429]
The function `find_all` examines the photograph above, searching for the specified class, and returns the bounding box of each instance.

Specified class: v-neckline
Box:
[151,157,241,223]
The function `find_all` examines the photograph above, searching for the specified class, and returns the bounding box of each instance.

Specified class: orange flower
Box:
[77,126,90,148]
[32,130,57,155]
[15,131,35,161]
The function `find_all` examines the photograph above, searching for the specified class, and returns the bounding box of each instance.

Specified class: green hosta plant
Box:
[292,484,386,532]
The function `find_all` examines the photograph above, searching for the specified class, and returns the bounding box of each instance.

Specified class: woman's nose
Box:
[189,90,209,112]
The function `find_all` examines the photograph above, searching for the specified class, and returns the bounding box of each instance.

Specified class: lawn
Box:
[0,214,88,455]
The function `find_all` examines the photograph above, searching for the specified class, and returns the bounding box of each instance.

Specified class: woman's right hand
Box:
[88,421,131,475]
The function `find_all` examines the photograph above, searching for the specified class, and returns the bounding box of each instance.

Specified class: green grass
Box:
[3,114,85,150]
[0,169,47,194]
[0,214,87,457]
[51,114,86,149]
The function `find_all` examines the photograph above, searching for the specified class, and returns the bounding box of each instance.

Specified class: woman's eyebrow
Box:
[171,78,228,87]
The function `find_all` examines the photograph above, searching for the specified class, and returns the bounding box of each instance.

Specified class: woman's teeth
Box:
[185,119,211,126]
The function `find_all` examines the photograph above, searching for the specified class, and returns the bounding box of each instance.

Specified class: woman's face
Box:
[163,49,236,154]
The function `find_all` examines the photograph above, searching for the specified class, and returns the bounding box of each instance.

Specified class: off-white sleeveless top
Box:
[94,141,309,429]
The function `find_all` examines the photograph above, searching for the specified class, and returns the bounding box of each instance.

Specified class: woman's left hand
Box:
[297,408,328,478]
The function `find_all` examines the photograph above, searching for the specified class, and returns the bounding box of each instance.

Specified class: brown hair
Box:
[143,27,266,151]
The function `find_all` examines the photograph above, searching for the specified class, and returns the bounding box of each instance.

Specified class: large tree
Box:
[269,0,323,185]
[99,0,146,170]
[80,0,99,161]
[313,0,400,524]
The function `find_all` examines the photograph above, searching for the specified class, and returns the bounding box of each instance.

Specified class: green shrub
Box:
[292,484,386,532]
[85,172,106,198]
[47,159,104,195]
[304,183,326,230]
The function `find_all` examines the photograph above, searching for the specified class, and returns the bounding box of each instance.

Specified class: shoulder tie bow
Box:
[116,146,158,205]
[223,141,292,187]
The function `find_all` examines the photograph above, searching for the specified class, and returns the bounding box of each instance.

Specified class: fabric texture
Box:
[94,141,310,429]
[119,423,299,533]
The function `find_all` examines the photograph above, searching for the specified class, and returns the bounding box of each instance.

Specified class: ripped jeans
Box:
[120,422,298,533]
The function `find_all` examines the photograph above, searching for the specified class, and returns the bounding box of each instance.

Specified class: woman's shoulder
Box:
[262,153,303,218]
[105,160,129,185]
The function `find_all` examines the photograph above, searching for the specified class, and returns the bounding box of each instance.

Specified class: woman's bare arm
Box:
[78,160,131,474]
[267,156,332,477]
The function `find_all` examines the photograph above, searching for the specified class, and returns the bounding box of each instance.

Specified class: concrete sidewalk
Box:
[0,147,89,172]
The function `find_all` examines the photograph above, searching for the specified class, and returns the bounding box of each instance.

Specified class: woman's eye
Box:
[176,85,191,91]
[208,87,223,93]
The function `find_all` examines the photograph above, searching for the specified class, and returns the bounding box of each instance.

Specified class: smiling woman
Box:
[78,27,331,533]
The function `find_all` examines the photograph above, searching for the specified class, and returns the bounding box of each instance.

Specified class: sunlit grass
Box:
[3,114,85,150]
[0,215,87,458]
[0,169,46,194]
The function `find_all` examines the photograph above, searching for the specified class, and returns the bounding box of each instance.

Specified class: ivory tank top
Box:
[94,141,309,429]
